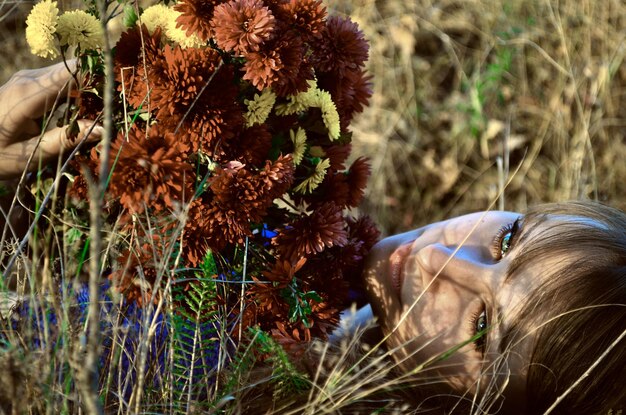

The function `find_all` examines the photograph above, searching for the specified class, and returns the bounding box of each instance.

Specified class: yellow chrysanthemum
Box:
[57,10,103,50]
[140,4,171,34]
[25,0,60,59]
[294,158,330,194]
[244,88,277,127]
[166,16,204,48]
[314,89,341,140]
[140,5,203,48]
[274,80,318,116]
[290,127,307,166]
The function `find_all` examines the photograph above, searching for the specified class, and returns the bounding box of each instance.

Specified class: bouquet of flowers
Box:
[25,0,378,352]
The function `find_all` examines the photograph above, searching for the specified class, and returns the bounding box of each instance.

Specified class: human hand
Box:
[0,60,103,180]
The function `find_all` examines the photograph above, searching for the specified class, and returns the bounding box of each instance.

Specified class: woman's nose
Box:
[415,242,492,290]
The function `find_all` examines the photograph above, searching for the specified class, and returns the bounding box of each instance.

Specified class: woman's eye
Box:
[492,217,521,260]
[472,309,488,353]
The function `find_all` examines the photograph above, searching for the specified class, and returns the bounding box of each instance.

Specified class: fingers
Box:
[0,119,102,180]
[4,60,78,122]
[39,119,103,156]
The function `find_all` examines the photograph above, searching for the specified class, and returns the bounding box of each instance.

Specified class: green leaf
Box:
[122,4,138,28]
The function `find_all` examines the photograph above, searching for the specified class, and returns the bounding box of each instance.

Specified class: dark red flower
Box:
[324,143,351,170]
[273,202,348,261]
[222,123,273,166]
[313,15,369,77]
[346,156,371,207]
[212,0,275,55]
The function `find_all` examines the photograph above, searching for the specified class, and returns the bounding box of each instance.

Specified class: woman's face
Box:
[363,211,547,405]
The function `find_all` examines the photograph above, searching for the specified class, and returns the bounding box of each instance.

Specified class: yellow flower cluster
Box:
[25,0,59,59]
[275,80,341,140]
[290,127,307,166]
[294,158,331,194]
[244,89,277,127]
[140,4,204,48]
[57,10,103,50]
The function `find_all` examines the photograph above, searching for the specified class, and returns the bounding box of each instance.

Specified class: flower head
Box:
[141,5,204,48]
[57,10,104,50]
[290,127,307,166]
[273,202,348,261]
[313,15,368,77]
[108,125,194,214]
[244,88,277,127]
[222,124,273,165]
[243,30,311,95]
[114,25,164,109]
[314,89,341,140]
[139,4,172,35]
[274,79,318,115]
[281,0,326,42]
[294,157,330,194]
[150,45,243,153]
[174,0,227,41]
[346,157,370,207]
[25,0,59,59]
[212,0,275,55]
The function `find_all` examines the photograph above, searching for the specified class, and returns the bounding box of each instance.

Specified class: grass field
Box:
[0,0,625,413]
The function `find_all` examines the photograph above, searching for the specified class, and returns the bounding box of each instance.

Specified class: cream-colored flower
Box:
[57,10,103,50]
[140,5,203,48]
[290,127,307,166]
[294,158,330,194]
[25,0,59,59]
[139,4,171,34]
[244,88,277,127]
[314,89,341,140]
[274,80,318,116]
[166,16,204,48]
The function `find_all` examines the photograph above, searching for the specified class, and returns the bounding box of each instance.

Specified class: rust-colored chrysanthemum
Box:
[346,156,370,207]
[262,257,307,285]
[221,123,273,166]
[108,125,194,215]
[151,45,221,119]
[174,0,227,41]
[114,25,164,109]
[151,45,243,152]
[243,30,312,95]
[273,202,348,261]
[258,153,295,199]
[313,15,368,77]
[281,0,326,42]
[212,0,275,55]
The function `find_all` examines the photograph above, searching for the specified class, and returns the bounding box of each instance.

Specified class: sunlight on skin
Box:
[361,211,580,410]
